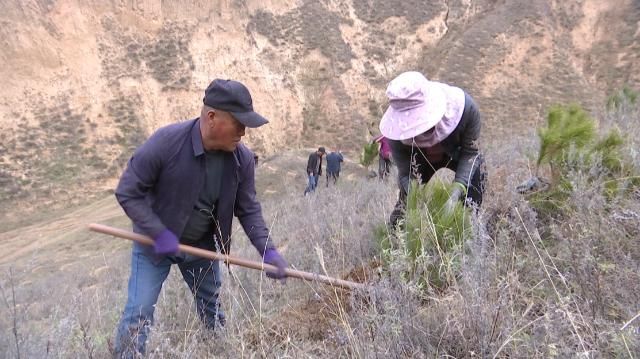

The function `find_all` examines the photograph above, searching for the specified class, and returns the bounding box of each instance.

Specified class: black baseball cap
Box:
[203,79,268,128]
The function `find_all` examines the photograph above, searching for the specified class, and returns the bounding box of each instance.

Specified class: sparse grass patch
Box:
[606,85,638,111]
[0,99,115,217]
[353,0,445,27]
[248,1,354,74]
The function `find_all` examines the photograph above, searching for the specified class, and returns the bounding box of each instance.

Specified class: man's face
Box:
[205,109,246,151]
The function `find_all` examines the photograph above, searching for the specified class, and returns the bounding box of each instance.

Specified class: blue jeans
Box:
[114,242,224,358]
[304,174,319,195]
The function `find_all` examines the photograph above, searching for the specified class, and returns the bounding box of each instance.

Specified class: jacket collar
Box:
[192,117,241,167]
[191,118,205,157]
[231,149,240,167]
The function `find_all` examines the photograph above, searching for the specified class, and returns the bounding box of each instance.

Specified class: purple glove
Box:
[153,229,179,255]
[263,248,288,281]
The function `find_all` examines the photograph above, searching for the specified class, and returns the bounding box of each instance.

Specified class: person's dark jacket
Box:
[115,118,274,256]
[325,152,343,173]
[390,93,481,192]
[306,152,323,176]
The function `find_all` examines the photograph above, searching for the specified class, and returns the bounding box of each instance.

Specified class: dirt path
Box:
[0,195,126,265]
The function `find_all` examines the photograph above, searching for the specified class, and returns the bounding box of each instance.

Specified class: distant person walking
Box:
[304,147,326,195]
[373,135,392,180]
[379,71,487,227]
[325,150,344,186]
[113,79,288,358]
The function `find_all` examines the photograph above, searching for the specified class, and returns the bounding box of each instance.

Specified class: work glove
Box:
[443,182,466,217]
[153,229,180,255]
[263,248,288,282]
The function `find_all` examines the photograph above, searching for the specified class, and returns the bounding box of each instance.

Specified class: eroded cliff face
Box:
[0,0,638,217]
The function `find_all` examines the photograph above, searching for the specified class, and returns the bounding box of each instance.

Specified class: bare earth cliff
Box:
[0,0,638,222]
[1,1,640,357]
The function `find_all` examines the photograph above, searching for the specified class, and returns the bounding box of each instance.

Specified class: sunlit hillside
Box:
[1,0,639,357]
[1,0,639,225]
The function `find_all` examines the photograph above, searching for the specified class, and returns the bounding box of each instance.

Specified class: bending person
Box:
[379,71,487,227]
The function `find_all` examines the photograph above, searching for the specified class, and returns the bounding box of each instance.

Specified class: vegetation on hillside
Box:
[528,103,639,215]
[377,179,472,291]
[2,0,640,350]
[606,86,638,111]
[248,0,354,74]
[359,141,379,169]
[2,99,639,357]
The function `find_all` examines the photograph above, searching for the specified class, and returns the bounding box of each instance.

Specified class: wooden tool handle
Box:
[88,223,365,290]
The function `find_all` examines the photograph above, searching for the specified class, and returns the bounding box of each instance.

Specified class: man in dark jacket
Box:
[113,79,288,358]
[304,147,325,195]
[325,150,344,186]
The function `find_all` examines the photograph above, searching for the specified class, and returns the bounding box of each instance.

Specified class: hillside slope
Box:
[0,0,638,226]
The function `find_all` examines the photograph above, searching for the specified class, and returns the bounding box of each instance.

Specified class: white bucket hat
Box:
[379,71,447,140]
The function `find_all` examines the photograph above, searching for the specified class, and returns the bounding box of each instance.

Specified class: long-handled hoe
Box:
[89,223,366,290]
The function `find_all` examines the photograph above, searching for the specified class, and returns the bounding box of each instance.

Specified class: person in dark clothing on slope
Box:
[113,79,288,358]
[325,149,344,187]
[304,147,325,195]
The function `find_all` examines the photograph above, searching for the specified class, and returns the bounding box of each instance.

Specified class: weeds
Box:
[1,105,640,357]
[606,85,638,111]
[1,268,21,359]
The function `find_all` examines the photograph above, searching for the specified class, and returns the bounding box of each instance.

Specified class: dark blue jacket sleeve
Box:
[389,140,412,194]
[115,131,167,237]
[234,150,275,256]
[454,94,481,188]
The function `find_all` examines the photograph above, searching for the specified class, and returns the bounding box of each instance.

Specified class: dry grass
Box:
[1,106,639,357]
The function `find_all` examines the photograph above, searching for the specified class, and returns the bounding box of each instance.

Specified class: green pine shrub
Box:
[360,141,379,168]
[536,104,596,177]
[377,179,472,291]
[530,104,638,214]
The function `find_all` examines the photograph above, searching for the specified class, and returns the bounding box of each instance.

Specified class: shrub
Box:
[536,104,596,175]
[359,141,379,168]
[378,179,472,291]
[530,104,639,214]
